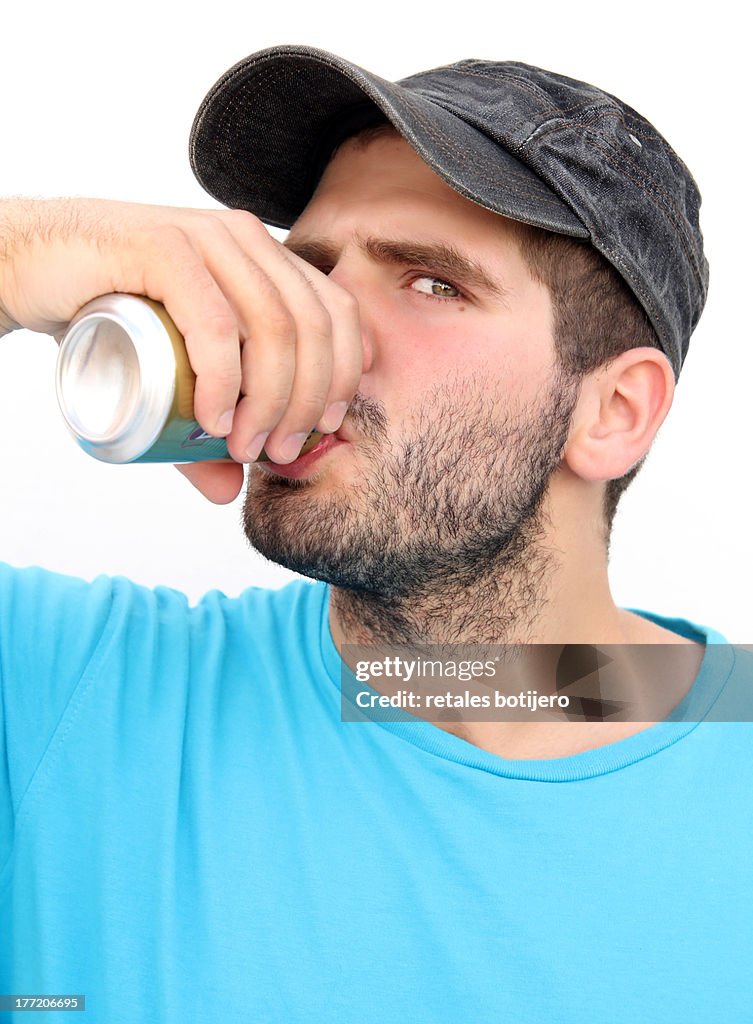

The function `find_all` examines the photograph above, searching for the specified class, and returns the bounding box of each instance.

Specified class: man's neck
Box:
[327,543,704,761]
[328,532,624,648]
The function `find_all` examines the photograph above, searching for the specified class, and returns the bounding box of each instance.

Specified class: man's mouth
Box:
[256,431,348,480]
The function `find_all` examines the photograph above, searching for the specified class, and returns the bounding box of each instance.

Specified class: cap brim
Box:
[189,45,588,238]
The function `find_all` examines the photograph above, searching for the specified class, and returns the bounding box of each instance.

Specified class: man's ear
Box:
[563,348,675,482]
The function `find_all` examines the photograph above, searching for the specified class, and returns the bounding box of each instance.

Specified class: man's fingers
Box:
[211,213,362,462]
[278,248,364,434]
[204,215,334,463]
[132,211,360,462]
[187,218,304,461]
[121,224,244,438]
[174,461,245,504]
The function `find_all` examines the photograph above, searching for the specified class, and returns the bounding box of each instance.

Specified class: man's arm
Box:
[0,197,363,503]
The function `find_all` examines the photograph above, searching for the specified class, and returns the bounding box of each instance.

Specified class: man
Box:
[1,45,751,1023]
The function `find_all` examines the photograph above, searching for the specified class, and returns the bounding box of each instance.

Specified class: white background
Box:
[1,1,750,639]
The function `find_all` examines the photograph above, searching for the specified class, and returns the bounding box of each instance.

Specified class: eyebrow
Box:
[284,233,509,300]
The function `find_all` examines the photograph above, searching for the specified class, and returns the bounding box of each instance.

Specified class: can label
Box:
[134,415,230,462]
[128,298,229,462]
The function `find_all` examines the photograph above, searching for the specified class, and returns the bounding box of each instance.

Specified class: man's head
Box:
[236,129,674,608]
[190,47,705,592]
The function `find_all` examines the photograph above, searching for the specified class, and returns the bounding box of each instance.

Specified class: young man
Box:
[1,46,751,1023]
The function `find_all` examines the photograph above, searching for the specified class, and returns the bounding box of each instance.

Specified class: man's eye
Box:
[410,276,461,299]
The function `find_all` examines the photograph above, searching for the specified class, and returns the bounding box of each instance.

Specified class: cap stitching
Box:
[437,67,687,166]
[395,95,574,209]
[442,67,615,123]
[530,121,706,295]
[529,117,692,230]
[525,110,699,225]
[415,78,697,215]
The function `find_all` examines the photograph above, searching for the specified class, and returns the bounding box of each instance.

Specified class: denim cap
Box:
[189,45,709,378]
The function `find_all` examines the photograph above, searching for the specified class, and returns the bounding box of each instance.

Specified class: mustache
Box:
[343,392,389,442]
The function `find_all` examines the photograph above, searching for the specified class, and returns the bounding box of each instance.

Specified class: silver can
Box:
[55,293,322,464]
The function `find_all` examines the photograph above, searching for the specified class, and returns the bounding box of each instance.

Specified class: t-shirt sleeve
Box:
[0,561,116,868]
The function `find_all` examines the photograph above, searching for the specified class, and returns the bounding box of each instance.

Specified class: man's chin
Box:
[241,475,357,583]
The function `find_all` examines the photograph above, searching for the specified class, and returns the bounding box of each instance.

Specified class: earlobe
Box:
[563,349,675,483]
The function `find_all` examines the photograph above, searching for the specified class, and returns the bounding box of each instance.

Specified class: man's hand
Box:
[0,198,362,503]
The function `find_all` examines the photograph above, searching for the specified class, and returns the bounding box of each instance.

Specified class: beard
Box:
[240,365,582,643]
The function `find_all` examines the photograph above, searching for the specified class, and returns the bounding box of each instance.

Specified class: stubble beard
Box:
[240,368,581,644]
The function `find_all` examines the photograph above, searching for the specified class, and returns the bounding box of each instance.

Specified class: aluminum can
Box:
[55,293,322,464]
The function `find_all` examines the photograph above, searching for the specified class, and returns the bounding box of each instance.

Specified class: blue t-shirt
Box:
[0,561,752,1023]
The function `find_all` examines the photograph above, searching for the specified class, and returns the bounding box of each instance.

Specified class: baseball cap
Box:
[189,45,709,378]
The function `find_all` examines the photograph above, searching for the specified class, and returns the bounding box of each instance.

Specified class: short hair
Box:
[507,221,662,539]
[332,121,663,540]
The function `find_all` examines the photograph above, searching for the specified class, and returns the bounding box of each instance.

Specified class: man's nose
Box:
[328,263,375,375]
[357,315,375,376]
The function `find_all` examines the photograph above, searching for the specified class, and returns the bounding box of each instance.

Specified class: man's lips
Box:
[257,431,348,479]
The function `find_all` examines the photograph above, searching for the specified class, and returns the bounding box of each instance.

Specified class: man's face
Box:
[241,132,581,597]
